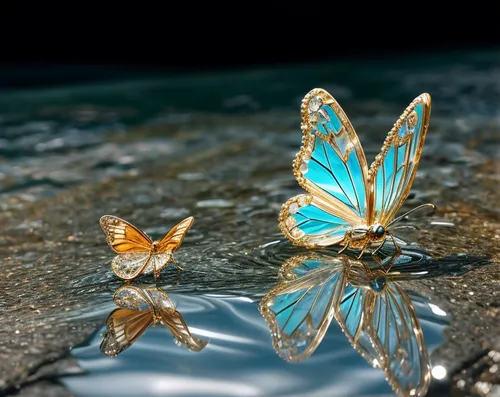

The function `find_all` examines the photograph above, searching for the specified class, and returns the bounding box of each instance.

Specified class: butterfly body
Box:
[100,215,194,280]
[279,89,434,258]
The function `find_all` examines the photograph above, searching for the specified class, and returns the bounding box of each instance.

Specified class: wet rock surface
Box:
[0,50,499,396]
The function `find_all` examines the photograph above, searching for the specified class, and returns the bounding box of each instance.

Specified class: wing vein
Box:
[312,152,357,212]
[342,150,361,213]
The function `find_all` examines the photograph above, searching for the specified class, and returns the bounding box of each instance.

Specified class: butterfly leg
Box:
[338,235,352,254]
[170,255,184,271]
[372,252,384,271]
[338,242,349,254]
[356,241,370,259]
[384,234,402,272]
[372,237,387,256]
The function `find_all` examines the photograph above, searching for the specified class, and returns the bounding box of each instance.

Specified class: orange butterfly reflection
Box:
[101,284,208,357]
[99,215,194,280]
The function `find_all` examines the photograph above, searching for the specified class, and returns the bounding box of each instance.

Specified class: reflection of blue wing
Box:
[259,256,345,362]
[334,275,381,367]
[368,282,431,396]
[370,94,431,225]
[279,88,370,248]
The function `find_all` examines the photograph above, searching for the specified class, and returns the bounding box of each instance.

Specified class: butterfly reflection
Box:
[259,253,431,397]
[100,284,208,357]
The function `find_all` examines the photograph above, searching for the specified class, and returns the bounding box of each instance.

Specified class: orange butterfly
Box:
[100,284,208,357]
[99,215,194,280]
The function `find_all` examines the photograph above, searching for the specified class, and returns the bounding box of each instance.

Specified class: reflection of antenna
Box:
[100,284,208,357]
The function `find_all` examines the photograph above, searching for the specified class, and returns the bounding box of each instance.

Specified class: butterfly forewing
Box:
[369,94,431,225]
[367,281,430,396]
[279,88,370,248]
[100,308,154,357]
[100,215,152,253]
[157,216,194,253]
[160,308,208,352]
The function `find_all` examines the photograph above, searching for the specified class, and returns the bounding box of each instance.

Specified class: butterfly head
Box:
[367,224,387,242]
[152,240,159,253]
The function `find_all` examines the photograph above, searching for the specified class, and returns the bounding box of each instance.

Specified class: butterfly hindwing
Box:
[111,252,152,280]
[99,215,152,253]
[280,194,353,248]
[100,308,154,357]
[369,94,431,226]
[280,89,370,247]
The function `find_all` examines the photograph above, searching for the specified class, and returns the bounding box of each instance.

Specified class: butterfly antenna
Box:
[387,203,436,229]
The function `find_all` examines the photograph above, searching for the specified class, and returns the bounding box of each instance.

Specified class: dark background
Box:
[0,4,499,89]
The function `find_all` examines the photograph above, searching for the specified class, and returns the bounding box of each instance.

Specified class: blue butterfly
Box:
[279,89,435,257]
[259,253,431,397]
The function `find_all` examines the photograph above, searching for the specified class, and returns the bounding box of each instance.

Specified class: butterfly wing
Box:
[100,308,154,357]
[259,255,345,362]
[279,88,370,248]
[333,263,381,367]
[156,216,194,253]
[159,308,208,352]
[366,281,431,397]
[100,216,154,279]
[111,253,153,280]
[368,94,432,225]
[99,215,152,253]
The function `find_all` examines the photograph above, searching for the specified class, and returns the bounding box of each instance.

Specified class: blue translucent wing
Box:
[369,94,432,225]
[333,266,381,367]
[259,255,345,362]
[279,89,370,248]
[367,281,431,397]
